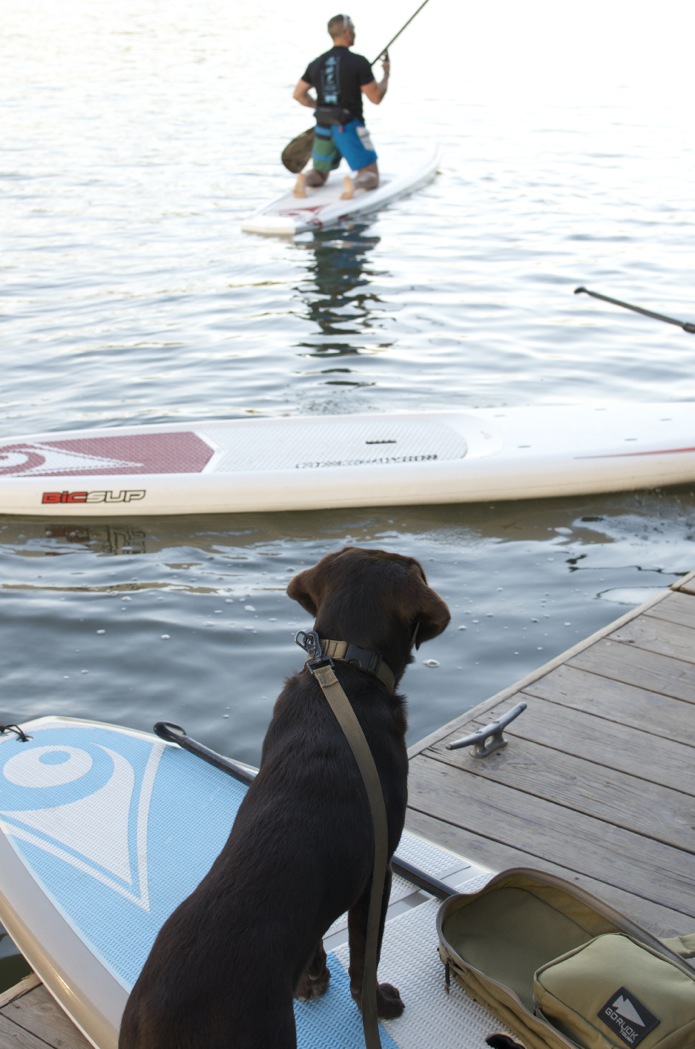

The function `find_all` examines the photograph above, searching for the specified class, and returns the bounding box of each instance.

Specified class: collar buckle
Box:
[295,629,334,673]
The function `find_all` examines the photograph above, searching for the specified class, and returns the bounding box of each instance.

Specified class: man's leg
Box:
[293,169,329,198]
[341,162,379,200]
[334,122,378,199]
[294,128,340,197]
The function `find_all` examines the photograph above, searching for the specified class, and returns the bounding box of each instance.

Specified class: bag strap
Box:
[661,932,695,959]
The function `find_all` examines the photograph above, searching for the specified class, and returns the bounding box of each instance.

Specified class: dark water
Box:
[3,489,693,763]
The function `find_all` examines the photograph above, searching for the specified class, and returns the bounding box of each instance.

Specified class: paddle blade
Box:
[281,127,314,173]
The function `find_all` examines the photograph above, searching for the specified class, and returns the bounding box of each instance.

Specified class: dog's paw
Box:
[352,981,405,1018]
[376,982,404,1019]
[295,962,331,1001]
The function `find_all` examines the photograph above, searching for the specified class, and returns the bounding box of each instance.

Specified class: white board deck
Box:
[241,145,438,236]
[0,403,694,517]
[0,716,500,1049]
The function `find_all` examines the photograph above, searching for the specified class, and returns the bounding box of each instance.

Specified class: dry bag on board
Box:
[436,868,695,1049]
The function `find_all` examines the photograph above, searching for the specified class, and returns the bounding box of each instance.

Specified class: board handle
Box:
[0,723,31,742]
[154,721,256,786]
[153,721,456,901]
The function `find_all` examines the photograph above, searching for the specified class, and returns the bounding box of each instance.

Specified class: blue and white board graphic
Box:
[0,718,498,1048]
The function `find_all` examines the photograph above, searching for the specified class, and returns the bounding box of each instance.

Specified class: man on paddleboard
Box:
[292,14,390,200]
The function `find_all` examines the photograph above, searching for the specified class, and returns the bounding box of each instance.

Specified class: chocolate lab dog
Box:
[119,547,450,1049]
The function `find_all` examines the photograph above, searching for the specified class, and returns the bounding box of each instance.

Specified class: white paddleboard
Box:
[241,145,438,236]
[0,404,693,517]
[0,716,497,1049]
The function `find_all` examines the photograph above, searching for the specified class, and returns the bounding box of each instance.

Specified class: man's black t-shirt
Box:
[301,46,374,122]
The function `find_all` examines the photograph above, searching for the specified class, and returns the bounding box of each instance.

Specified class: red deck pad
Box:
[0,431,215,477]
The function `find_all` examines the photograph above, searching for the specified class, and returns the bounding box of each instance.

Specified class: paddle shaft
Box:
[575,286,695,334]
[154,721,454,901]
[370,0,432,65]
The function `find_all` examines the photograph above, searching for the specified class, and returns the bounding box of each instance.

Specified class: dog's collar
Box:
[295,631,396,693]
[321,639,397,693]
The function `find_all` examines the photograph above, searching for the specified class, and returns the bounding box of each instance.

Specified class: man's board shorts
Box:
[312,119,378,173]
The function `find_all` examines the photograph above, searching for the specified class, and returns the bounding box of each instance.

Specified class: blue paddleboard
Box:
[0,716,498,1048]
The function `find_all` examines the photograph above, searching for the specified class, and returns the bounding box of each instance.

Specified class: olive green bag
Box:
[436,869,695,1049]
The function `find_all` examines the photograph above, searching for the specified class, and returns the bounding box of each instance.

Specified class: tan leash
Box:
[296,630,391,1049]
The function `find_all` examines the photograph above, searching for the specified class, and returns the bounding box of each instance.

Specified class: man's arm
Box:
[293,79,316,108]
[361,57,390,105]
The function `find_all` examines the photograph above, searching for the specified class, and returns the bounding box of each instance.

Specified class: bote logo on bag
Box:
[599,987,659,1046]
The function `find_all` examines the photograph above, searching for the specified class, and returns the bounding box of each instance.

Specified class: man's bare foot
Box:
[340,176,354,201]
[293,173,307,199]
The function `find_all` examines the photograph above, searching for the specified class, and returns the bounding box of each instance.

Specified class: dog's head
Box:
[287,548,450,664]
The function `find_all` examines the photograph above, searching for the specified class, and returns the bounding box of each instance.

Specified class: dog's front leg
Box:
[295,940,331,1000]
[347,869,404,1019]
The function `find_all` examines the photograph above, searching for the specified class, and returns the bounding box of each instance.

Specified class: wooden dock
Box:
[407,568,695,939]
[2,570,694,1046]
[0,973,91,1048]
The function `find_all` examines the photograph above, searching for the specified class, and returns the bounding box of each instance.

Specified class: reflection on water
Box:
[44,524,148,556]
[296,226,391,358]
[6,490,693,557]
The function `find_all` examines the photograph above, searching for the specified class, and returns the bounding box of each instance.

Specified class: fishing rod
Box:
[282,0,434,173]
[155,721,455,901]
[574,286,695,334]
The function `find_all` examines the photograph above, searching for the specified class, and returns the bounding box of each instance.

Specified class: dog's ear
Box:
[413,580,450,648]
[287,548,357,616]
[286,565,321,615]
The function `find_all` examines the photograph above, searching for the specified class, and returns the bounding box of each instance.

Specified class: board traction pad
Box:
[0,418,469,479]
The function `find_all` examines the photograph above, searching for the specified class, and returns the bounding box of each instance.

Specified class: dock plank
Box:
[568,640,695,702]
[455,695,695,795]
[407,756,692,915]
[0,974,91,1049]
[425,723,693,844]
[523,663,693,744]
[674,570,695,596]
[406,809,692,936]
[0,1016,47,1049]
[610,613,695,662]
[645,589,695,628]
